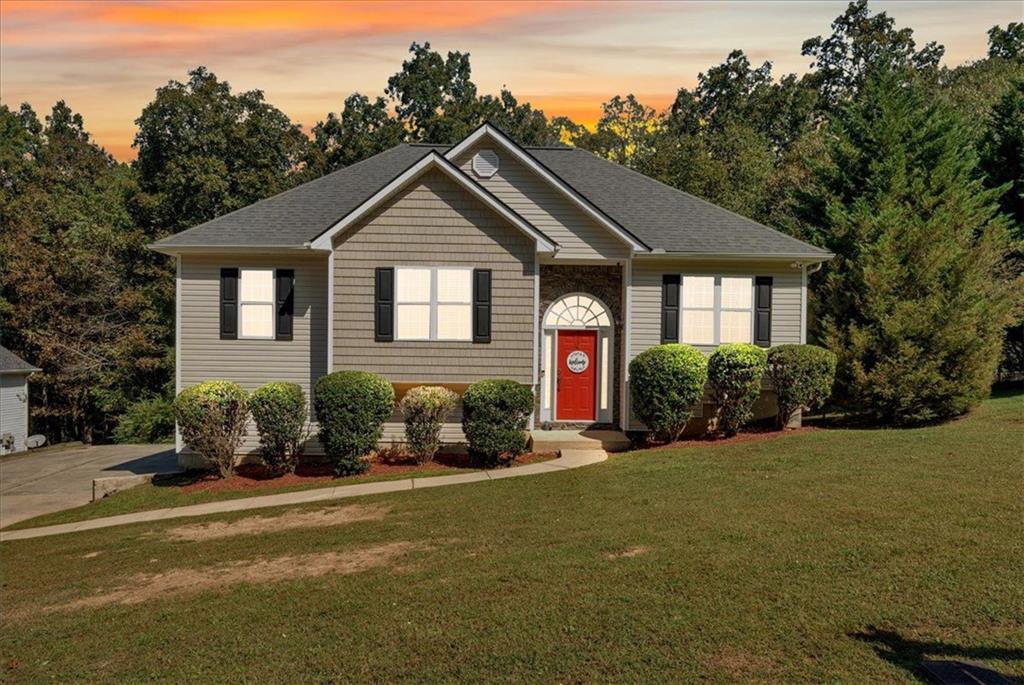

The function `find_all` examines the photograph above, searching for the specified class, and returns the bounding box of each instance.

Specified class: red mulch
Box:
[645,425,820,451]
[176,451,558,494]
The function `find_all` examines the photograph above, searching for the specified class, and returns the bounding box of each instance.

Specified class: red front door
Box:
[557,330,597,421]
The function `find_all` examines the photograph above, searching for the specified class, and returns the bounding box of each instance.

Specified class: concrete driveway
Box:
[0,444,177,527]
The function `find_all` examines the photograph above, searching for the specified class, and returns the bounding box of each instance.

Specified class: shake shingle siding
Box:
[454,144,630,260]
[332,169,535,384]
[627,259,803,430]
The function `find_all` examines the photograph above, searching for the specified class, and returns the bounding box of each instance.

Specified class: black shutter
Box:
[754,276,773,347]
[220,268,238,340]
[275,269,294,341]
[375,267,394,342]
[472,269,492,343]
[661,274,680,343]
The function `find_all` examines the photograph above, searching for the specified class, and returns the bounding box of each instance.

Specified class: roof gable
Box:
[309,151,556,252]
[445,124,649,253]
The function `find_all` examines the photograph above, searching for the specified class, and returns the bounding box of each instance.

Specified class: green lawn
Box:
[1,393,1021,683]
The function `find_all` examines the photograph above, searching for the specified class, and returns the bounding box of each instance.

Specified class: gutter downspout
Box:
[799,261,824,345]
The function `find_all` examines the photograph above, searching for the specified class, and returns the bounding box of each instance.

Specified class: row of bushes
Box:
[630,343,836,443]
[174,374,534,478]
[174,380,310,478]
[175,343,834,476]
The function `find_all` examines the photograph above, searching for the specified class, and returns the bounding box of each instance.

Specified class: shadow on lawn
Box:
[805,387,1024,431]
[851,626,1024,683]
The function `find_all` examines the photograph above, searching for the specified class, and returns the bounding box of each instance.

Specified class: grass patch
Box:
[1,393,1021,682]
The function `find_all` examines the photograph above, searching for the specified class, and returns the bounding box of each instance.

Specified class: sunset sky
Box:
[2,0,1019,160]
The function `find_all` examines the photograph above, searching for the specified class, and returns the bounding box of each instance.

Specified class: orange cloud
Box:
[99,1,563,32]
[2,1,597,37]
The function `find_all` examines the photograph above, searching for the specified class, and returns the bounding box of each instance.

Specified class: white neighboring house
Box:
[0,345,40,455]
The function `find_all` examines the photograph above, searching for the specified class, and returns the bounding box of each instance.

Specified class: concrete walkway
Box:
[0,443,178,528]
[0,449,607,542]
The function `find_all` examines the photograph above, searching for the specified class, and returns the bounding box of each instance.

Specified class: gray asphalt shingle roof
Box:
[0,346,40,374]
[531,148,830,257]
[153,144,435,249]
[152,142,829,259]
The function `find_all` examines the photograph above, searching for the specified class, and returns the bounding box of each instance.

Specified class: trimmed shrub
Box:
[629,344,708,442]
[114,396,175,444]
[174,381,248,477]
[461,379,534,467]
[707,343,768,437]
[765,344,837,429]
[314,371,394,475]
[249,382,309,474]
[399,386,458,464]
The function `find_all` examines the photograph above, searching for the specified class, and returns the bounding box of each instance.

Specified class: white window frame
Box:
[719,276,755,344]
[679,274,755,346]
[394,266,473,342]
[238,267,277,340]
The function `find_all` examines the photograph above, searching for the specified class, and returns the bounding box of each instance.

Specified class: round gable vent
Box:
[472,149,500,178]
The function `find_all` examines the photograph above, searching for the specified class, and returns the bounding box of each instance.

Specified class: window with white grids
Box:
[680,275,753,345]
[239,268,275,338]
[395,267,472,341]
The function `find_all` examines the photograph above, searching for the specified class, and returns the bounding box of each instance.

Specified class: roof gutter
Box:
[637,250,834,263]
[146,243,325,257]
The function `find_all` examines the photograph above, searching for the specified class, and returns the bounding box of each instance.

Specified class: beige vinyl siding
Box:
[178,253,329,457]
[1,374,31,454]
[455,143,630,260]
[332,168,535,384]
[627,258,803,429]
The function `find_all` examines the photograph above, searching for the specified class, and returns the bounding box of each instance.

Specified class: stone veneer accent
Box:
[538,264,623,427]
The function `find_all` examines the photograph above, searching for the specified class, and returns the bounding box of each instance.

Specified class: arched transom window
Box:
[544,294,611,328]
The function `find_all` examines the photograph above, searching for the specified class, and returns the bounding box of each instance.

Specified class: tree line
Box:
[1,1,1020,443]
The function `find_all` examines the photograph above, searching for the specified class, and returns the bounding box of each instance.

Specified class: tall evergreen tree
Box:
[979,80,1024,231]
[801,69,1021,423]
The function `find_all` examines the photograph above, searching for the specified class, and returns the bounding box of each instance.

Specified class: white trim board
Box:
[310,151,557,253]
[327,251,335,373]
[445,124,649,253]
[175,255,182,453]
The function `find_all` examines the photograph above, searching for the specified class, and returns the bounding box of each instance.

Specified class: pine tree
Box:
[802,68,1021,424]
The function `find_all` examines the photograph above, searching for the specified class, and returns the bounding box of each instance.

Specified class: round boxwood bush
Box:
[765,344,837,428]
[174,380,248,477]
[399,386,458,464]
[461,379,534,467]
[707,343,768,437]
[249,381,309,475]
[629,344,708,442]
[314,371,394,475]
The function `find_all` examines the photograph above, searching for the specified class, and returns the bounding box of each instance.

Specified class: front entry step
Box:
[530,429,632,453]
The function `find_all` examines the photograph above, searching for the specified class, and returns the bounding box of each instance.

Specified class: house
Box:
[0,345,40,455]
[151,123,832,465]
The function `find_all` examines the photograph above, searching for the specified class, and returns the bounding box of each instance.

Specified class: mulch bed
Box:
[172,451,558,494]
[644,425,821,451]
